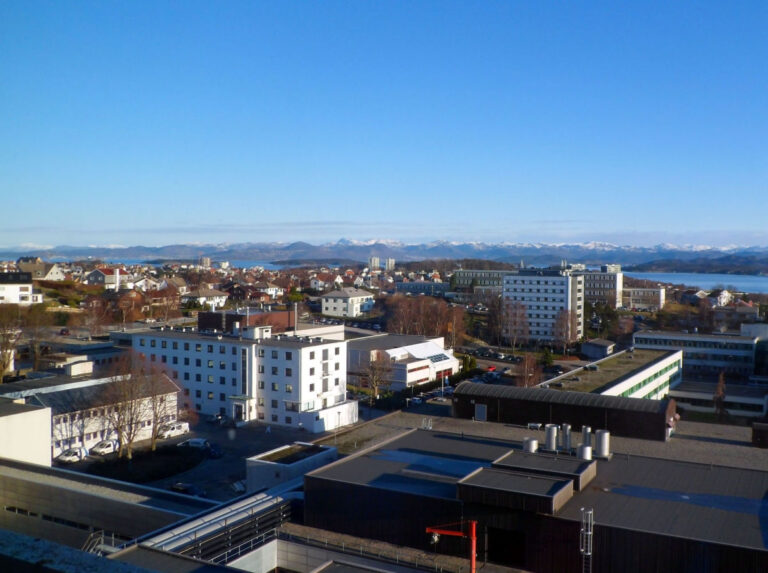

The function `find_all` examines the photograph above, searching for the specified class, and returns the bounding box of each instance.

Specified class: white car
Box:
[158,421,189,439]
[177,438,210,450]
[89,440,119,456]
[56,446,89,464]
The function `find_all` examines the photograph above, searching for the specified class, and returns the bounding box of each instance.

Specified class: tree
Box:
[504,300,529,352]
[0,305,22,378]
[22,304,53,371]
[482,294,505,347]
[520,353,542,387]
[713,371,727,421]
[103,355,149,460]
[553,308,579,355]
[365,351,392,409]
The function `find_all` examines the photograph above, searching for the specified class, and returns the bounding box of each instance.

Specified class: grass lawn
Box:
[86,445,207,483]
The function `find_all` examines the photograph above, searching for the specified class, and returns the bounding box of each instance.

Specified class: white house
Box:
[321,288,375,318]
[84,268,134,291]
[181,288,229,310]
[0,272,43,305]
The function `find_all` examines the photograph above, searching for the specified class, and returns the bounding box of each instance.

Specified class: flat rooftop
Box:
[347,334,439,351]
[636,330,758,342]
[460,467,570,498]
[559,455,768,551]
[549,349,676,393]
[310,429,514,499]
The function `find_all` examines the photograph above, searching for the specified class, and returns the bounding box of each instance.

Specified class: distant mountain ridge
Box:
[1,240,768,269]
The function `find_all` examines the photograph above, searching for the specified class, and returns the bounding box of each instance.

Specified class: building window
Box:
[172,356,178,364]
[219,345,225,354]
[172,341,178,350]
[232,362,236,370]
[258,349,264,357]
[220,376,226,385]
[271,350,278,359]
[208,360,214,368]
[258,365,264,373]
[271,367,278,375]
[286,384,293,393]
[271,399,278,408]
[285,368,292,377]
[219,393,226,401]
[195,390,202,398]
[150,354,156,362]
[184,357,190,365]
[285,416,292,424]
[161,340,167,349]
[285,351,292,360]
[335,363,339,371]
[208,375,214,383]
[139,339,145,346]
[309,383,315,392]
[184,342,190,351]
[335,347,340,355]
[323,349,329,360]
[271,414,278,422]
[161,355,167,363]
[184,373,190,381]
[335,377,340,386]
[207,345,213,353]
[310,351,315,359]
[232,347,237,355]
[196,374,201,382]
[258,381,265,389]
[272,383,279,391]
[258,397,264,406]
[220,361,226,370]
[196,358,202,367]
[208,392,214,400]
[310,367,315,376]
[150,340,156,348]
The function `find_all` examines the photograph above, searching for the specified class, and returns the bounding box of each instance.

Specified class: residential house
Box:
[181,288,229,310]
[16,261,67,282]
[321,288,375,318]
[0,272,43,305]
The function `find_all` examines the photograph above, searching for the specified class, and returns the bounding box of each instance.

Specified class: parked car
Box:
[177,438,210,450]
[411,397,423,405]
[169,482,207,497]
[58,328,70,336]
[89,440,119,456]
[157,421,189,439]
[56,446,89,464]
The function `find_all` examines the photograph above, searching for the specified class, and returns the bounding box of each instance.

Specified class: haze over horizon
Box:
[2,3,766,249]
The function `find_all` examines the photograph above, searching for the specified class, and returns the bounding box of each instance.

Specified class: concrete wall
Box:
[0,406,51,466]
[246,444,337,492]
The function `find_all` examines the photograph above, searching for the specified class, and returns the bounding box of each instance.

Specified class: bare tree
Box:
[553,308,579,356]
[504,300,529,352]
[713,371,727,421]
[483,294,505,347]
[142,367,177,452]
[103,356,149,460]
[22,304,53,371]
[365,351,392,408]
[519,353,542,387]
[0,305,22,378]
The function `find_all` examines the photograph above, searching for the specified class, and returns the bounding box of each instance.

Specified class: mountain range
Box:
[2,240,768,271]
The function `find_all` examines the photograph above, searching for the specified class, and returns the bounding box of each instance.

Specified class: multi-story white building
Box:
[126,324,356,433]
[502,269,584,343]
[321,288,375,318]
[576,265,623,309]
[384,258,396,271]
[368,256,380,271]
[0,272,43,305]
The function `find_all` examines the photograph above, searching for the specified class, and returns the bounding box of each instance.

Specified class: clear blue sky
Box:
[1,2,766,249]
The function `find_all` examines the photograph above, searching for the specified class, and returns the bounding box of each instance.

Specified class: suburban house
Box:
[181,288,229,310]
[84,268,134,291]
[0,272,43,305]
[321,288,375,318]
[16,261,67,282]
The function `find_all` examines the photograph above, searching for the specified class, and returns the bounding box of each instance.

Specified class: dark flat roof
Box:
[561,455,768,551]
[493,450,594,476]
[0,399,46,417]
[308,429,515,499]
[455,381,669,414]
[460,467,570,497]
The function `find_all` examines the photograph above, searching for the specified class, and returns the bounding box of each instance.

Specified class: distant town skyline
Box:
[2,3,766,249]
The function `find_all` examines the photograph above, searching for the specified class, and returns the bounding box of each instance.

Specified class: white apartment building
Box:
[321,288,375,318]
[128,324,356,433]
[384,258,396,271]
[502,269,584,343]
[576,265,623,309]
[0,272,43,305]
[368,256,380,271]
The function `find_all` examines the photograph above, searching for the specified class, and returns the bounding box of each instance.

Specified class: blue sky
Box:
[1,2,766,249]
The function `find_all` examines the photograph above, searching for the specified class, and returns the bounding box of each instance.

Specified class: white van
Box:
[158,421,189,439]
